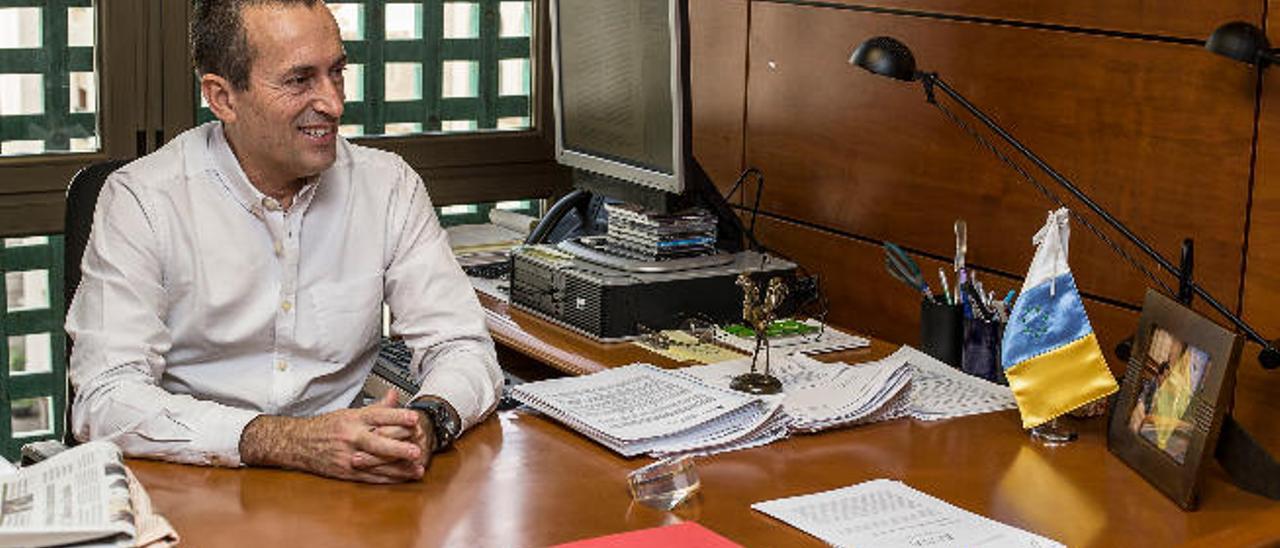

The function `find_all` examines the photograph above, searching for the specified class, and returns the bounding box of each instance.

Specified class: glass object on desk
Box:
[1030,417,1077,446]
[627,455,700,511]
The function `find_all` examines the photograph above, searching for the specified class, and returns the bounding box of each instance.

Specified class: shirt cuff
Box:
[415,354,501,431]
[199,406,262,467]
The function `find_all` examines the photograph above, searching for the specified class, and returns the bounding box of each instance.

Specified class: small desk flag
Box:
[1001,208,1117,428]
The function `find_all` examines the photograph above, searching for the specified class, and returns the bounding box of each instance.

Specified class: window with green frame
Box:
[196,0,534,136]
[1,236,66,462]
[0,0,98,157]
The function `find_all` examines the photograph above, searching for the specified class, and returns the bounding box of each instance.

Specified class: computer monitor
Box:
[548,0,746,252]
[551,0,684,195]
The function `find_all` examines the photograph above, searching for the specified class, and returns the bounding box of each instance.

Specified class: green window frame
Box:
[0,236,66,461]
[195,0,533,135]
[0,0,96,154]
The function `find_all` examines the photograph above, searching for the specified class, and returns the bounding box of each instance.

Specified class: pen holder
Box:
[961,317,1006,385]
[920,299,963,368]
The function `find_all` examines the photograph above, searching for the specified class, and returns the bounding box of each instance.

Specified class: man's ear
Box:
[200,73,238,123]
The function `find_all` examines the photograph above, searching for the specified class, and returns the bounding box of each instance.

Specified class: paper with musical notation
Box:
[753,479,1063,548]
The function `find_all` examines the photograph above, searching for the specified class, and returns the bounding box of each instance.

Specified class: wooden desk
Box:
[130,295,1280,547]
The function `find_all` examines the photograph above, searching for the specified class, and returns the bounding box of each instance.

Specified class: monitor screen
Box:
[552,0,684,194]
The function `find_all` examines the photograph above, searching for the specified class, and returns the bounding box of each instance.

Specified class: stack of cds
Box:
[604,202,718,261]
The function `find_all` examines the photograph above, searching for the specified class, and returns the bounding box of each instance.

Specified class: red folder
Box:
[553,522,742,548]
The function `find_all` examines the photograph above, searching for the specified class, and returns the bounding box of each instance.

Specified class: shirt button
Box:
[263,197,281,211]
[274,240,284,257]
[276,360,288,372]
[281,300,292,312]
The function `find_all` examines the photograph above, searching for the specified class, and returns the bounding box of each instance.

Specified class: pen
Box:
[938,268,952,305]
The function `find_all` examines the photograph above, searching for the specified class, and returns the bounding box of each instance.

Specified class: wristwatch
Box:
[408,397,461,453]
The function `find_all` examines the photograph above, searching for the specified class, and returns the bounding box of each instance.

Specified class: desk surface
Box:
[129,295,1280,547]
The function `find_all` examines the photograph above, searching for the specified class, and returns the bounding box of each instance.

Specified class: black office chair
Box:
[60,160,129,446]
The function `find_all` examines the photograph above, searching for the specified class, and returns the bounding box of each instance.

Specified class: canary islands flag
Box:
[1002,208,1117,429]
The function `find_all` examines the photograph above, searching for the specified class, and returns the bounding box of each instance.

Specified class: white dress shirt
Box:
[66,122,503,467]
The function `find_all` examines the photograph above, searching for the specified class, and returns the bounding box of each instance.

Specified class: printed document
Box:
[512,364,778,457]
[753,479,1063,548]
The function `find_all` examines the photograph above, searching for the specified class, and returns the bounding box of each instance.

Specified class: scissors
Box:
[883,242,933,300]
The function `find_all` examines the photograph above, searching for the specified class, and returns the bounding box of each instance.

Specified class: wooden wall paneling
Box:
[1234,3,1280,458]
[743,2,1255,312]
[690,0,750,192]
[752,215,1139,376]
[807,0,1259,42]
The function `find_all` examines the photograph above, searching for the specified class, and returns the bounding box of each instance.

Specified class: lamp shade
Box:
[849,36,918,81]
[1206,21,1271,65]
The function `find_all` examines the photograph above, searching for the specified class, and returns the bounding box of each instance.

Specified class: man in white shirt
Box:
[65,0,503,484]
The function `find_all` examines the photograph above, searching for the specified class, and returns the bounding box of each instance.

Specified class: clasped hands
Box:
[240,390,436,484]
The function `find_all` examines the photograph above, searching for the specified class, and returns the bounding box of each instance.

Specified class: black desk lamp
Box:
[849,34,1280,499]
[1206,21,1280,67]
[848,36,1280,370]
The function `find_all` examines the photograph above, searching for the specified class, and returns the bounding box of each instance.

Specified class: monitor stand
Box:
[558,236,734,273]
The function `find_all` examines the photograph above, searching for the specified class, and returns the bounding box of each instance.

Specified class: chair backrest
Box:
[63,160,128,444]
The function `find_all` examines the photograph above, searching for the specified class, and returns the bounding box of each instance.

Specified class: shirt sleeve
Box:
[65,175,260,467]
[382,162,504,432]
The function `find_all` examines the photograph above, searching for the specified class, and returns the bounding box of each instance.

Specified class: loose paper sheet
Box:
[752,479,1063,548]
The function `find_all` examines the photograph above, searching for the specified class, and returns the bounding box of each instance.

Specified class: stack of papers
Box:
[895,346,1017,421]
[674,354,911,433]
[713,319,870,357]
[511,364,785,457]
[753,479,1063,547]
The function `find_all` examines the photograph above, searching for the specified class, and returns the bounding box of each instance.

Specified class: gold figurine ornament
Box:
[730,273,788,394]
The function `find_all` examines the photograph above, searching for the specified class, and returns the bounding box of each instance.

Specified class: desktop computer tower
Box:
[509,245,796,341]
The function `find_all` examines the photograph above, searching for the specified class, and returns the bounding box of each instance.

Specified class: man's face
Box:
[226,3,346,183]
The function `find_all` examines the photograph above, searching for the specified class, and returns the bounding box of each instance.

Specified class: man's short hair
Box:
[192,0,322,91]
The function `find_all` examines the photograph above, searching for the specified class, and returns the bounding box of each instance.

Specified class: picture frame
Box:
[1107,289,1243,510]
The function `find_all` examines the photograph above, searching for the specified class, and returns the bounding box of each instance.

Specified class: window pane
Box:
[443,3,478,39]
[4,236,49,248]
[385,63,422,101]
[9,333,52,375]
[442,61,477,98]
[11,397,53,438]
[499,2,531,38]
[384,122,423,135]
[496,116,530,130]
[1,6,99,157]
[67,7,94,48]
[386,4,422,40]
[0,74,43,116]
[0,8,41,48]
[441,120,477,132]
[499,58,530,96]
[328,3,365,40]
[345,64,365,102]
[5,270,49,312]
[339,124,365,137]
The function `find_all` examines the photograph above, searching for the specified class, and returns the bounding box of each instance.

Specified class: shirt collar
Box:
[205,123,321,216]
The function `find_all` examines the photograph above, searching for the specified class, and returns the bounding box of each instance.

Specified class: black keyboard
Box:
[372,338,522,410]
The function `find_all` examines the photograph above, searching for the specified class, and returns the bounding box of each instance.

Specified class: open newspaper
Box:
[0,441,177,548]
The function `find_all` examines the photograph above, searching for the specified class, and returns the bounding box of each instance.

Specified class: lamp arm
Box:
[919,73,1279,359]
[1262,49,1280,66]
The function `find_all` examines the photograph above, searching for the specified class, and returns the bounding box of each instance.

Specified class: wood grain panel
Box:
[745,2,1255,311]
[690,0,749,191]
[1242,22,1280,364]
[1234,6,1280,456]
[752,214,1139,375]
[811,0,1259,42]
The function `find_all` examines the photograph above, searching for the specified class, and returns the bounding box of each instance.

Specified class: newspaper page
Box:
[0,441,134,548]
[753,479,1063,548]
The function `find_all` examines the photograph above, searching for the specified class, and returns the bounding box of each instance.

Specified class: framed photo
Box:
[1108,290,1243,510]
